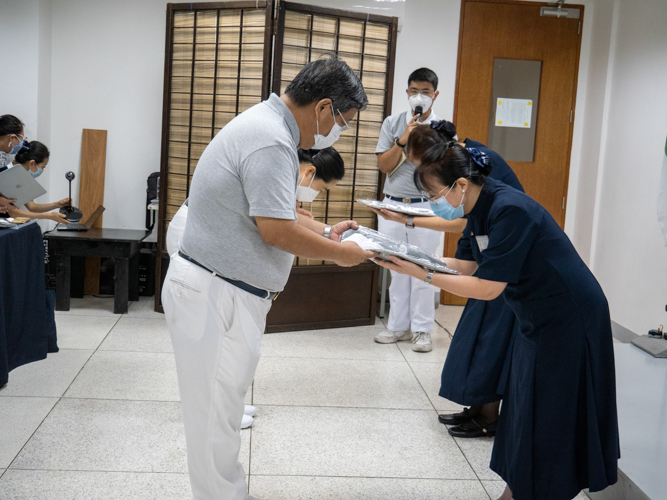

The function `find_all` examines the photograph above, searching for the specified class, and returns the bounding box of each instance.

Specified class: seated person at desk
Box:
[0,114,27,211]
[2,141,69,223]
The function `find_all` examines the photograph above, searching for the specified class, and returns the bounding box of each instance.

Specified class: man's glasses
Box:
[408,89,435,97]
[334,107,351,132]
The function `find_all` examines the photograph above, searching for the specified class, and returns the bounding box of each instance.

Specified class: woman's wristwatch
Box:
[323,225,333,239]
[405,215,415,229]
[424,270,435,284]
[395,137,406,148]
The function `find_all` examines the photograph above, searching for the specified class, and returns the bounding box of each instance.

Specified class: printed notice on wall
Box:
[495,98,533,128]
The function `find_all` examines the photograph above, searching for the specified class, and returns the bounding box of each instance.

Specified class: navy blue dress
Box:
[467,177,619,500]
[439,139,523,406]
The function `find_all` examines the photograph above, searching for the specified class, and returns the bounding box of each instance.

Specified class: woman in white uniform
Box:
[165,146,345,428]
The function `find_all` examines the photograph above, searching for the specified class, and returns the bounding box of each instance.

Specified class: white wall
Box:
[2,0,666,332]
[589,0,667,334]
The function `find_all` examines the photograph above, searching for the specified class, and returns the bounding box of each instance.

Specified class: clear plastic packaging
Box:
[356,198,436,217]
[341,226,460,274]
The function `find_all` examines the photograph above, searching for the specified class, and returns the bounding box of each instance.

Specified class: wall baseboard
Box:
[586,469,651,500]
[611,321,639,344]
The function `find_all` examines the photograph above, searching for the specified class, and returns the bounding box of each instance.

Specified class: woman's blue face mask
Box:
[8,137,25,155]
[427,182,465,221]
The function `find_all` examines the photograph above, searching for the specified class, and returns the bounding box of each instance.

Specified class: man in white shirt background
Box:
[374,68,442,353]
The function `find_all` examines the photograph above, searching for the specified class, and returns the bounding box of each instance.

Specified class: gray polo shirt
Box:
[180,93,300,292]
[375,110,439,198]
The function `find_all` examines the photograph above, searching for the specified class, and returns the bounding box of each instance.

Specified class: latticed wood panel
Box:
[274,2,398,266]
[159,2,272,255]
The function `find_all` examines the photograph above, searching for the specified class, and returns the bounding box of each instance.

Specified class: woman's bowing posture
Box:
[376,141,619,500]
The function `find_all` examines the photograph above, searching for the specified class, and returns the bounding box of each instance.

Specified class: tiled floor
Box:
[0,297,590,499]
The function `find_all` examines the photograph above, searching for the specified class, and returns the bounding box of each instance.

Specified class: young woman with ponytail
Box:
[3,141,70,223]
[375,138,620,500]
[371,121,525,439]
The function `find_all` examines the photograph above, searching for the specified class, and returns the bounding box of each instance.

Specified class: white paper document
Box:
[495,98,533,128]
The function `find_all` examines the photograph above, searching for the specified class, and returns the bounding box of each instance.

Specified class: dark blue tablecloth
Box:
[0,223,57,387]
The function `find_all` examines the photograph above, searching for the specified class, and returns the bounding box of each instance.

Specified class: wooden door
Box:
[443,0,584,306]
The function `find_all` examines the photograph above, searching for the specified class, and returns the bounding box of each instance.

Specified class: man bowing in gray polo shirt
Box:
[162,55,374,500]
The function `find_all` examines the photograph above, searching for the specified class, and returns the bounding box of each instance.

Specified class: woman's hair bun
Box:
[465,147,493,175]
[430,120,457,141]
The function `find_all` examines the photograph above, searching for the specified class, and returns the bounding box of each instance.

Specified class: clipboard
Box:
[387,150,406,178]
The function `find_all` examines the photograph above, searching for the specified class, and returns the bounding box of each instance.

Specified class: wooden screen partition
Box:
[266,1,398,332]
[156,1,398,331]
[155,1,273,311]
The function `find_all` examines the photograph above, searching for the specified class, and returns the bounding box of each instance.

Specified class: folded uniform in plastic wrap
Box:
[341,226,460,274]
[356,198,436,217]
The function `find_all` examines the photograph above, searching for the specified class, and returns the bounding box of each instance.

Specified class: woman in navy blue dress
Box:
[375,141,619,500]
[372,120,525,437]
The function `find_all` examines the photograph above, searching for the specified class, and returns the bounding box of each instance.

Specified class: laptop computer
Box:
[57,205,105,231]
[0,165,47,206]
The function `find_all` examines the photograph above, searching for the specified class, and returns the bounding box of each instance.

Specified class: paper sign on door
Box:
[495,98,533,128]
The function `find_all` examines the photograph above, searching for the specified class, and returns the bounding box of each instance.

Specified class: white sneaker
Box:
[244,405,257,417]
[412,332,432,352]
[374,329,412,344]
[241,413,254,429]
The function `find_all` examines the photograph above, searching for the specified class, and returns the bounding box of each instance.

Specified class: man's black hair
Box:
[285,54,368,112]
[408,67,438,91]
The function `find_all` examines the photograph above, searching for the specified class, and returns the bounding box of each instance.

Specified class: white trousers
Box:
[162,255,272,500]
[166,203,189,257]
[377,201,440,333]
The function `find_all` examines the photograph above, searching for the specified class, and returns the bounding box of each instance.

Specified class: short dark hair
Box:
[408,68,438,91]
[298,147,345,183]
[285,54,368,112]
[0,115,24,136]
[15,141,50,165]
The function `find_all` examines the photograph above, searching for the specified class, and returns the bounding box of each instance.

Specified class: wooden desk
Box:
[46,228,150,314]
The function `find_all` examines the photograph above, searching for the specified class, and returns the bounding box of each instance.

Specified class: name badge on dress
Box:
[476,235,489,252]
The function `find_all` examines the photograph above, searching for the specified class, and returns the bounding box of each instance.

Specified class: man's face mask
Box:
[313,104,349,149]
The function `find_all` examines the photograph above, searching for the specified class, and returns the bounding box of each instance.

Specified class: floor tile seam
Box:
[250,403,437,410]
[247,473,486,481]
[434,319,454,338]
[4,394,63,472]
[59,396,181,403]
[246,472,482,481]
[0,395,61,400]
[258,355,411,363]
[55,313,122,318]
[59,318,122,400]
[395,341,482,483]
[86,349,175,355]
[400,358,449,364]
[243,403,439,412]
[3,467,189,476]
[397,341,439,414]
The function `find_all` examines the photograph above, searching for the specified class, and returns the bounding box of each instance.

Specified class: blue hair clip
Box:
[466,147,490,170]
[20,142,30,152]
[430,120,448,132]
